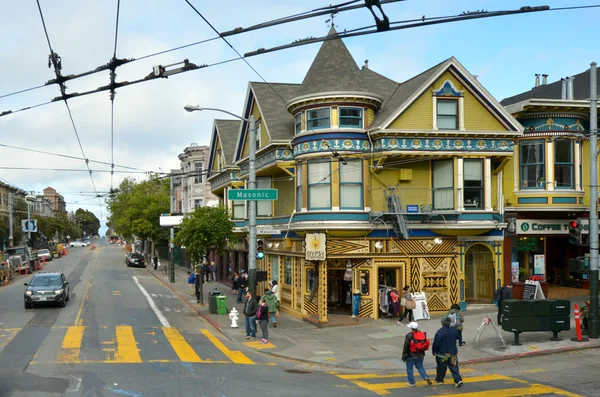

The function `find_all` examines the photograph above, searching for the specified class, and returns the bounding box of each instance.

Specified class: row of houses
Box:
[179,28,598,323]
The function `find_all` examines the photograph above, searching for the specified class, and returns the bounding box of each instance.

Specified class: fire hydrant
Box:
[229,307,239,328]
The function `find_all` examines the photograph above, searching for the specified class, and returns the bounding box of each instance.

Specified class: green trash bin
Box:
[216,295,227,315]
[208,289,223,314]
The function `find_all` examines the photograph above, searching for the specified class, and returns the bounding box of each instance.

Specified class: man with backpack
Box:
[494,284,513,325]
[432,316,463,387]
[401,322,433,387]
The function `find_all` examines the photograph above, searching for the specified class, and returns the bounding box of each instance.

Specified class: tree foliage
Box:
[173,206,235,266]
[74,208,100,237]
[106,176,170,244]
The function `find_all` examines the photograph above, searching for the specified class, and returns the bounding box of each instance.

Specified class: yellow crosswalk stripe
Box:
[162,327,203,363]
[201,329,254,365]
[113,326,142,363]
[421,384,583,397]
[56,326,85,363]
[332,368,475,380]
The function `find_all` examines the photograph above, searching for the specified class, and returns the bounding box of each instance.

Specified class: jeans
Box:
[245,316,256,337]
[258,319,268,340]
[406,356,429,385]
[435,355,462,384]
[212,271,216,282]
[269,312,277,324]
[237,287,245,303]
[457,330,463,345]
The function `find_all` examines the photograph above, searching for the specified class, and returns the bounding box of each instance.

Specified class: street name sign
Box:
[228,189,278,201]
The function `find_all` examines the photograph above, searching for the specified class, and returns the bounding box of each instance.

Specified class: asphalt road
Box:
[0,240,593,397]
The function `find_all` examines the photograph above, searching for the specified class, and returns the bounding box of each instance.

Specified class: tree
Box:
[173,206,235,267]
[74,209,100,237]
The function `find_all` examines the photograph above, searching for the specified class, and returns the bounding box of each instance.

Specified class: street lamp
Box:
[25,194,36,247]
[184,104,258,299]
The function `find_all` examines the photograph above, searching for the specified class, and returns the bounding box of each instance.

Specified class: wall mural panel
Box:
[327,240,370,255]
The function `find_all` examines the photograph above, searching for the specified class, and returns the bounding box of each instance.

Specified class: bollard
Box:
[571,303,589,342]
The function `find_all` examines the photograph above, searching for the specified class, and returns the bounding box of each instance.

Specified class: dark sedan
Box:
[126,253,145,268]
[24,272,70,308]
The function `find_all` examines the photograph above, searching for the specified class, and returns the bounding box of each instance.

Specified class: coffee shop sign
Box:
[517,219,597,235]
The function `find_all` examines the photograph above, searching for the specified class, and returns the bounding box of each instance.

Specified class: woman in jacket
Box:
[398,285,414,324]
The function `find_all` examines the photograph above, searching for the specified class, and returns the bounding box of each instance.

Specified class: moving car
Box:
[126,253,145,268]
[24,271,70,308]
[70,241,89,247]
[37,249,52,262]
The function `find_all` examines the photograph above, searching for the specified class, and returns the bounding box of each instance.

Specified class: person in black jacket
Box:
[432,316,463,387]
[494,284,513,325]
[194,266,204,305]
[402,322,432,387]
[237,271,247,303]
[243,290,257,340]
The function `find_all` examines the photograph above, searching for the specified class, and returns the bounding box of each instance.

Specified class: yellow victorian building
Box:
[207,28,522,323]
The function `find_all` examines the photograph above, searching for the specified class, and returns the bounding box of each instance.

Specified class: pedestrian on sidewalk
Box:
[257,298,269,344]
[448,304,465,346]
[194,266,204,306]
[203,261,211,283]
[432,316,463,388]
[402,321,433,387]
[210,261,216,282]
[261,288,279,328]
[270,280,281,302]
[187,271,195,296]
[398,285,414,324]
[153,255,158,270]
[494,284,513,325]
[231,272,239,295]
[237,271,247,303]
[243,290,257,340]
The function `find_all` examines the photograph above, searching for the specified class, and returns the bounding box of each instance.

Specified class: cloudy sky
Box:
[1,0,598,234]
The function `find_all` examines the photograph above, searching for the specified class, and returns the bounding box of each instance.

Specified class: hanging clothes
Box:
[344,268,353,281]
[378,286,390,314]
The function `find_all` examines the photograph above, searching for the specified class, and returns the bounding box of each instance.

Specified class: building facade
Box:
[207,29,522,323]
[43,187,66,215]
[501,69,600,285]
[178,143,219,214]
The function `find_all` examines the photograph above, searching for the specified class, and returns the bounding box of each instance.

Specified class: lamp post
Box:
[25,193,36,247]
[184,105,258,299]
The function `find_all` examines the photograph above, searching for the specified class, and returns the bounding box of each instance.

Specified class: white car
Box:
[70,241,89,247]
[37,249,52,261]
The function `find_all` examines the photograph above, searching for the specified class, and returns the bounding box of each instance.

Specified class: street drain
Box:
[284,369,312,374]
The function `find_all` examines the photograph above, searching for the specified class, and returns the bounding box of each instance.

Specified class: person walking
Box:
[210,261,216,282]
[153,255,158,271]
[398,285,414,324]
[194,266,204,305]
[187,271,195,296]
[448,303,465,346]
[237,271,247,304]
[231,272,239,295]
[243,290,257,340]
[494,284,513,325]
[261,288,279,328]
[257,298,269,344]
[432,316,463,388]
[401,322,433,387]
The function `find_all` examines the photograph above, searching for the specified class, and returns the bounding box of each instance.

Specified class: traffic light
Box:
[568,220,582,245]
[256,239,265,259]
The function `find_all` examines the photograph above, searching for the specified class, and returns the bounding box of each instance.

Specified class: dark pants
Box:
[258,319,268,340]
[195,284,203,304]
[245,316,256,337]
[497,302,503,325]
[457,330,463,345]
[435,355,462,384]
[399,308,414,322]
[237,287,245,303]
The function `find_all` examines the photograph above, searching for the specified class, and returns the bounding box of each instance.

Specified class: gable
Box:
[389,71,509,131]
[240,101,270,158]
[210,137,223,172]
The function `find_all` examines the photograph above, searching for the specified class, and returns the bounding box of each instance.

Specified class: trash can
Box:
[216,295,227,315]
[208,289,223,314]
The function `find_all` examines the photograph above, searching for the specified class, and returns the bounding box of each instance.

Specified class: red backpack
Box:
[409,331,430,353]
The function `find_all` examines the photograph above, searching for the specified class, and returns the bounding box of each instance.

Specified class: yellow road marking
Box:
[56,326,85,363]
[0,329,19,349]
[201,329,254,365]
[333,368,475,380]
[163,327,203,362]
[421,384,584,397]
[113,291,121,296]
[517,368,546,374]
[30,359,234,365]
[113,326,142,363]
[243,340,275,349]
[75,253,99,326]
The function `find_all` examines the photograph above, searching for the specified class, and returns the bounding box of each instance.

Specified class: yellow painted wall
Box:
[502,157,516,206]
[369,160,431,211]
[241,104,266,158]
[274,178,295,217]
[491,170,498,210]
[366,108,375,128]
[211,139,222,172]
[390,71,507,131]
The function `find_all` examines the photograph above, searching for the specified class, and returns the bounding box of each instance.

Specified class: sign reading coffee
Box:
[517,220,599,235]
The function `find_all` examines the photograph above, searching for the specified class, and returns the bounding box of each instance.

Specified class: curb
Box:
[462,342,600,366]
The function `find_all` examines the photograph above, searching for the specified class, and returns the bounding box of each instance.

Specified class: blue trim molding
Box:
[517,197,548,204]
[373,137,513,152]
[552,197,578,204]
[434,81,462,97]
[294,137,370,156]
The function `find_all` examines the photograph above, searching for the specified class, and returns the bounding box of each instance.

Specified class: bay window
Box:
[232,196,245,219]
[432,160,454,210]
[339,107,363,128]
[463,159,483,210]
[306,108,330,130]
[308,161,331,210]
[296,165,303,212]
[340,160,363,209]
[295,113,302,134]
[520,140,545,189]
[555,139,573,189]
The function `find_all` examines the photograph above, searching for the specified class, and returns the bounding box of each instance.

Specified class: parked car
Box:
[37,249,52,262]
[70,241,89,248]
[24,271,70,308]
[126,253,145,268]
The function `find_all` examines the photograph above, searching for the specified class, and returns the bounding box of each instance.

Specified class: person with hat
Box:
[401,321,433,387]
[432,316,463,387]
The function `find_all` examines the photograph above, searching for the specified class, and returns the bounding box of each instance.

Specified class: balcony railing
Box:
[371,187,456,214]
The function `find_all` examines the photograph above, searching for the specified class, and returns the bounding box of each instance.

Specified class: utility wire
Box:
[0,166,148,173]
[110,0,122,191]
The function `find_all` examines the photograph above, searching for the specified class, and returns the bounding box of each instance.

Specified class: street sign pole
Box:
[169,174,175,283]
[248,115,257,300]
[589,62,598,339]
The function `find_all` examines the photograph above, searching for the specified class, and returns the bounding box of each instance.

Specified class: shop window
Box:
[308,161,331,210]
[555,139,573,189]
[295,113,302,134]
[437,99,458,130]
[257,176,272,216]
[271,256,279,282]
[296,165,303,212]
[360,270,370,295]
[520,140,545,188]
[306,268,314,293]
[463,159,483,210]
[284,256,292,285]
[432,159,454,210]
[340,160,363,209]
[339,107,363,128]
[306,108,330,130]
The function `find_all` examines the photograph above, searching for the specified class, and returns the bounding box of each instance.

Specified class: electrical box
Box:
[398,169,413,181]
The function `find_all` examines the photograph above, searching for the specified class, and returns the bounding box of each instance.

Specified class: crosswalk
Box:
[0,326,255,365]
[330,369,582,396]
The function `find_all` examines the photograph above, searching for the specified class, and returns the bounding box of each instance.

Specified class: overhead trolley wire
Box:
[109,0,122,191]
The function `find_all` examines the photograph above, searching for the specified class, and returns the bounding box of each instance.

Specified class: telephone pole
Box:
[589,62,598,339]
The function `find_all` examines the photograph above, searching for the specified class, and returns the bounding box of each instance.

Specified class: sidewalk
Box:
[147,265,600,370]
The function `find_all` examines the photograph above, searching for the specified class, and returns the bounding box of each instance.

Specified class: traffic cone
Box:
[3,277,7,286]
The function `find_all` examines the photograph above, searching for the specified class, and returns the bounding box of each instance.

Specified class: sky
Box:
[1,0,598,235]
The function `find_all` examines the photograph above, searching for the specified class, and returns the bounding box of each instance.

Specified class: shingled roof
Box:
[250,82,300,141]
[295,27,369,98]
[214,119,241,167]
[501,67,600,106]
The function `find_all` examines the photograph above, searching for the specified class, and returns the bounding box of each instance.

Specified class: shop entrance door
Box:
[327,268,353,314]
[377,266,404,319]
[465,244,494,301]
